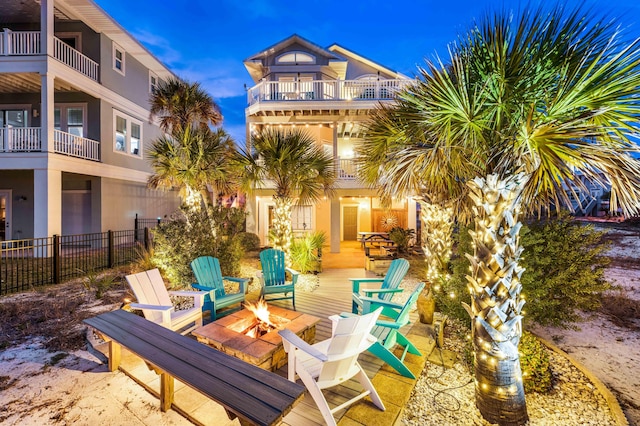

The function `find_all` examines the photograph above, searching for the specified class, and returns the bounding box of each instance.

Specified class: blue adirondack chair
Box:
[257,248,298,310]
[345,282,425,379]
[351,258,410,314]
[190,256,249,320]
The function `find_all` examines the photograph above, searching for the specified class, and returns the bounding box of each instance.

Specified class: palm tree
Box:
[239,127,336,258]
[149,77,222,133]
[358,103,481,283]
[148,126,238,211]
[361,6,640,425]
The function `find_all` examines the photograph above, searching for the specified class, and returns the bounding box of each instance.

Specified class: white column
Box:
[408,198,417,231]
[330,197,340,253]
[246,195,257,235]
[41,0,54,55]
[34,169,62,239]
[40,72,54,152]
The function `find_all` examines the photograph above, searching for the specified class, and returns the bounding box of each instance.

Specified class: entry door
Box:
[0,190,11,241]
[343,206,358,240]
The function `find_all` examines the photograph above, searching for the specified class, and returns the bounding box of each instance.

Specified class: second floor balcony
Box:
[0,30,99,82]
[0,127,100,161]
[247,79,412,111]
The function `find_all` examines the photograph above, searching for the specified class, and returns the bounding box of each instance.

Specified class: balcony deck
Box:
[0,127,100,161]
[0,30,99,81]
[246,79,412,116]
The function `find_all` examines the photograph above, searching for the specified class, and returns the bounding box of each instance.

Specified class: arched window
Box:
[276,51,316,64]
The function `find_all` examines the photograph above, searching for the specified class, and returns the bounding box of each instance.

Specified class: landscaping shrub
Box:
[238,232,261,251]
[439,213,611,329]
[388,227,416,254]
[434,225,474,326]
[519,213,611,327]
[519,331,553,394]
[151,205,247,287]
[290,231,326,273]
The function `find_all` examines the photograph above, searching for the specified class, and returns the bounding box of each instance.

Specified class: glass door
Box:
[0,190,11,241]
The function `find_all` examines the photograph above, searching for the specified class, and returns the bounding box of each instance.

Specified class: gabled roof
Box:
[244,34,347,82]
[327,44,410,80]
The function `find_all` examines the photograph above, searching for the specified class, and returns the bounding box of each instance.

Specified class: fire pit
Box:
[192,301,321,371]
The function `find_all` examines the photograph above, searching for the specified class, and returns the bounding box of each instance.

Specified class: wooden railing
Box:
[54,130,100,161]
[247,79,412,106]
[337,158,358,180]
[54,37,99,81]
[1,30,99,81]
[0,127,100,161]
[1,29,40,55]
[0,127,42,152]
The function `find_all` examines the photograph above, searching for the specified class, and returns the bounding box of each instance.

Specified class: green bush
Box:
[519,332,552,394]
[388,227,416,254]
[151,205,247,287]
[435,225,473,327]
[441,213,611,329]
[290,231,326,273]
[238,232,261,251]
[519,212,611,327]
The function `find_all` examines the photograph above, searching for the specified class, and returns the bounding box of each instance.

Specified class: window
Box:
[112,42,125,75]
[292,206,313,230]
[54,104,85,136]
[276,51,315,64]
[113,111,142,157]
[149,72,159,94]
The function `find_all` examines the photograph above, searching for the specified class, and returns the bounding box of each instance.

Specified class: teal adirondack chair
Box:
[351,258,410,314]
[346,282,425,379]
[190,256,249,320]
[257,248,298,310]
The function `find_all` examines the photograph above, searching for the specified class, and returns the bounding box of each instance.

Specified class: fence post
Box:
[108,230,115,268]
[134,213,139,242]
[53,234,61,284]
[144,227,150,251]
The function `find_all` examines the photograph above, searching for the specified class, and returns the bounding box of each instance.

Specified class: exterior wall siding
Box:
[0,170,34,239]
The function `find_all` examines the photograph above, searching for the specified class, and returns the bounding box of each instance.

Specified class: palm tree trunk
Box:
[465,174,528,426]
[272,196,293,259]
[418,200,454,282]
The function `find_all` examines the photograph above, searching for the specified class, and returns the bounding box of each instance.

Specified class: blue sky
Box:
[96,0,640,143]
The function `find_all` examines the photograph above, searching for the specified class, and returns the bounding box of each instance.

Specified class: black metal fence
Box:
[0,228,153,296]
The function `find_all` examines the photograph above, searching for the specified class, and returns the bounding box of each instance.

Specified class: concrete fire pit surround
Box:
[192,304,321,371]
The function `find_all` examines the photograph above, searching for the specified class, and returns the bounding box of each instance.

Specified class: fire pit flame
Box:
[243,299,282,338]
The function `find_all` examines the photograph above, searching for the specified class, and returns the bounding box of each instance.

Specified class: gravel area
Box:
[402,320,617,426]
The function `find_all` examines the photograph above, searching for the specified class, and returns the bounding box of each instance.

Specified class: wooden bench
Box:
[84,309,304,426]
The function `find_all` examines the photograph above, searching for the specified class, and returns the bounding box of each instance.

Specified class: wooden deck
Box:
[91,267,429,426]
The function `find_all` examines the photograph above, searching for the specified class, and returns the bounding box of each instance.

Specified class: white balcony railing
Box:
[54,38,99,81]
[53,130,100,161]
[0,127,42,151]
[0,127,100,161]
[1,30,99,81]
[338,158,358,180]
[247,79,412,107]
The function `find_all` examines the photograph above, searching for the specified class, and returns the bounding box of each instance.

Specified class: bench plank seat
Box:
[84,309,304,426]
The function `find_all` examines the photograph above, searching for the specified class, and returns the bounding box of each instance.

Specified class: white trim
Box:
[54,103,86,137]
[112,110,143,157]
[149,71,159,94]
[112,41,126,76]
[55,32,82,52]
[276,51,316,64]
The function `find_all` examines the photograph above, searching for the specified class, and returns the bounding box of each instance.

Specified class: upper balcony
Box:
[0,30,99,82]
[246,79,412,116]
[0,127,100,161]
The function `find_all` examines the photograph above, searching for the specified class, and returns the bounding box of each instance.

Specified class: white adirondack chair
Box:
[125,268,205,334]
[279,307,385,426]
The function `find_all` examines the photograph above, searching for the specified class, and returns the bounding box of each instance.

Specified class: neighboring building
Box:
[244,34,417,253]
[0,0,180,243]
